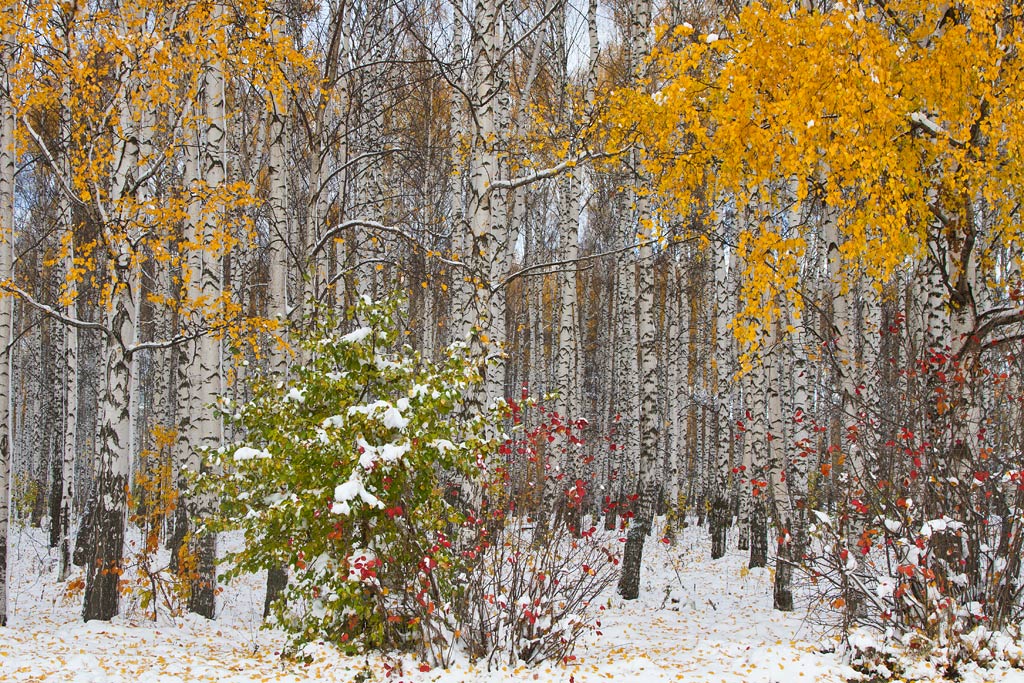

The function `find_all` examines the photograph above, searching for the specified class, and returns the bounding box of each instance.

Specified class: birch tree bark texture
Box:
[0,17,15,625]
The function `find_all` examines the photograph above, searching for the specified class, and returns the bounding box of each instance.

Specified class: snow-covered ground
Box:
[2,523,1022,683]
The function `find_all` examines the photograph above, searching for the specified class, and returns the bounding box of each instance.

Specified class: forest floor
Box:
[2,523,1022,683]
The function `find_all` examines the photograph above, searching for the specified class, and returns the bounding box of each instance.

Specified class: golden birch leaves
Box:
[607,0,1024,351]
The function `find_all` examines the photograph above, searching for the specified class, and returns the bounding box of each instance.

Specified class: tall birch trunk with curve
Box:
[83,57,143,621]
[8,2,253,621]
[0,14,15,625]
[7,4,133,618]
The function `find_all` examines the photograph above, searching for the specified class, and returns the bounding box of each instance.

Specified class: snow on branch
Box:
[1,282,108,335]
[1,282,205,355]
[483,147,627,197]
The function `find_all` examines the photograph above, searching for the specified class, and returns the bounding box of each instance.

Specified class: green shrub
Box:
[201,296,497,659]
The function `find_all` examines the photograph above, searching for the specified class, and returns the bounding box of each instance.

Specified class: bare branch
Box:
[483,148,626,197]
[21,117,89,209]
[310,219,473,275]
[128,331,204,354]
[495,235,685,292]
[1,282,108,335]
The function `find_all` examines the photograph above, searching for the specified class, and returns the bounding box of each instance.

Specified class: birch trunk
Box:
[447,0,471,346]
[617,0,656,600]
[187,7,227,617]
[745,340,769,568]
[84,263,137,621]
[82,25,143,617]
[267,61,290,380]
[464,0,507,404]
[710,242,734,558]
[0,25,14,625]
[774,324,812,611]
[58,103,77,581]
[264,28,290,614]
[685,256,702,524]
[552,0,581,532]
[665,265,683,522]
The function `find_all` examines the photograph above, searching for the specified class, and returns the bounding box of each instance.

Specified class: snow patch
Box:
[332,471,384,515]
[340,326,373,344]
[234,446,271,462]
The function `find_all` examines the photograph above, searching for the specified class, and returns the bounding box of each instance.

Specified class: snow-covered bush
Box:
[199,296,614,666]
[804,344,1024,675]
[200,296,497,660]
[456,398,619,668]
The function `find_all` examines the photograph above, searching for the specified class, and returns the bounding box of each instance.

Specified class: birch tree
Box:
[0,0,15,627]
[617,0,658,601]
[56,12,77,580]
[176,1,231,619]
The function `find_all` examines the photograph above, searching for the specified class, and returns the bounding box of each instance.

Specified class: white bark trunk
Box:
[552,0,581,528]
[187,7,227,616]
[711,241,734,558]
[267,64,290,378]
[0,28,15,625]
[464,0,508,404]
[58,89,77,581]
[618,0,656,600]
[83,26,142,617]
[666,265,683,515]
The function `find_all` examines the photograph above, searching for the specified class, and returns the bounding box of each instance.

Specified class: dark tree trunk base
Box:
[48,457,62,548]
[264,565,288,619]
[83,476,127,622]
[774,530,794,611]
[749,500,767,569]
[167,505,187,573]
[738,534,750,551]
[710,496,729,559]
[188,532,217,619]
[617,523,648,600]
[72,490,98,568]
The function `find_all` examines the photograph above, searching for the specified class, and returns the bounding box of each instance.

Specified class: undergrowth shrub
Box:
[199,296,615,667]
[63,443,196,621]
[803,340,1024,675]
[457,397,618,668]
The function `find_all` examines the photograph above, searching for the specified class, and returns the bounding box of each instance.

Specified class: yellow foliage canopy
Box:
[609,0,1024,351]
